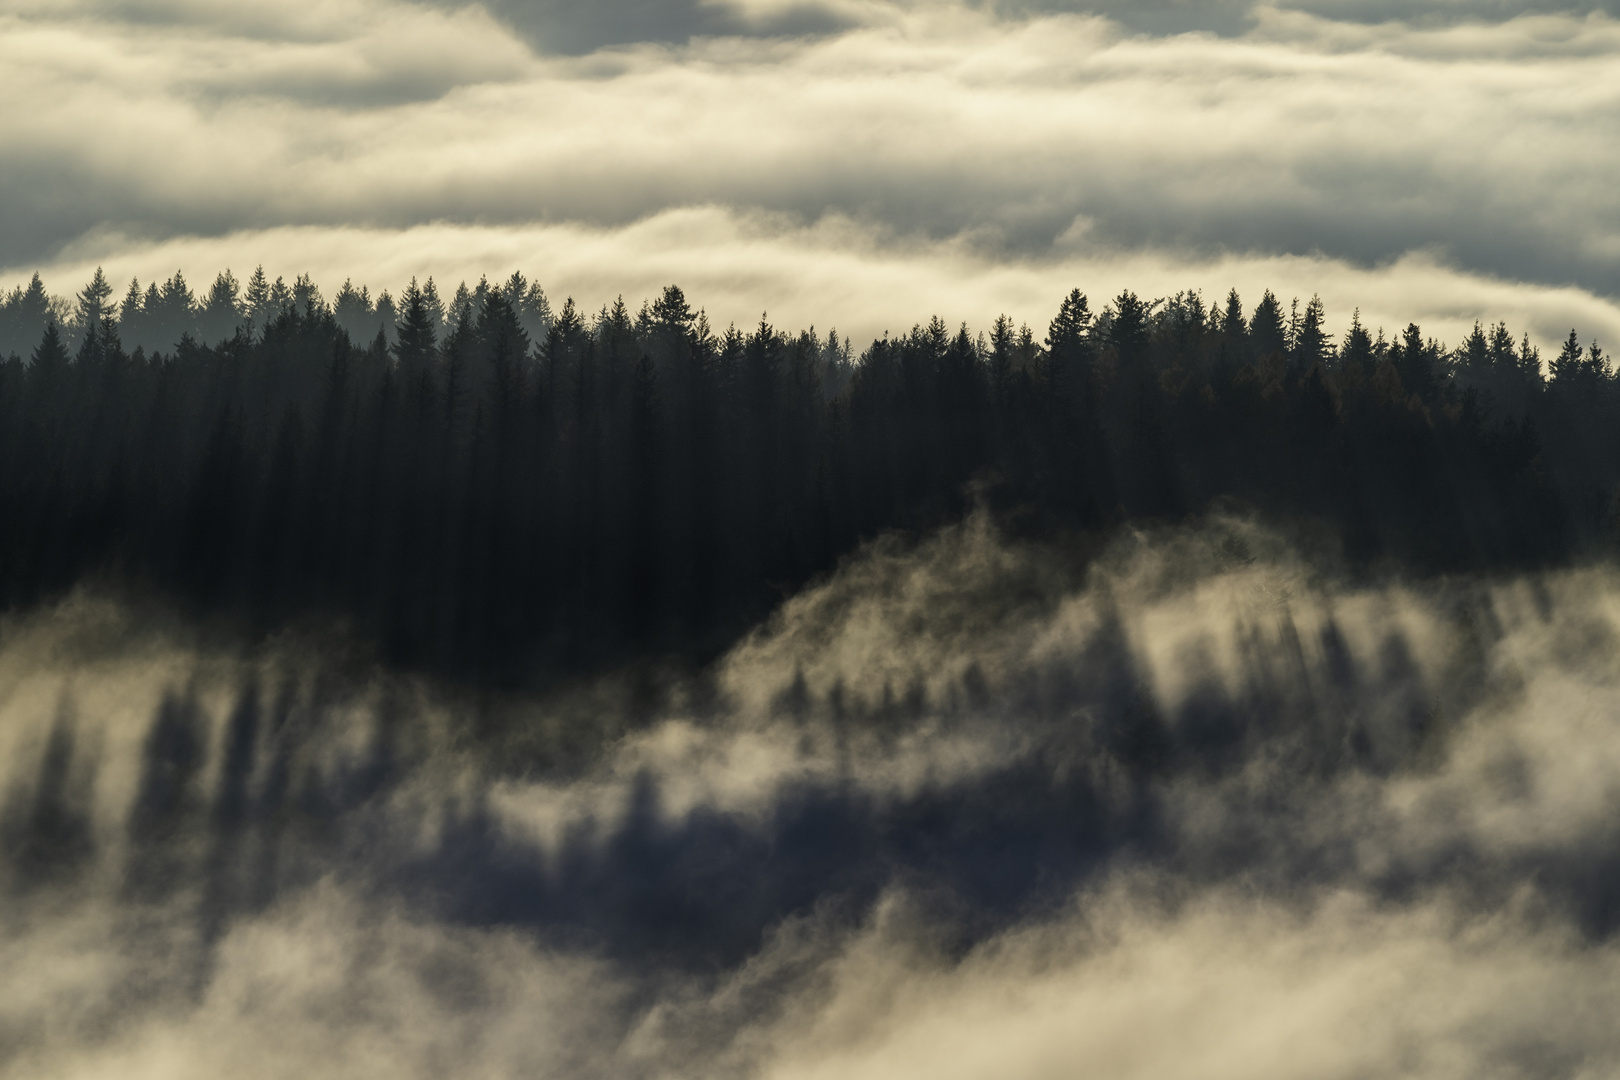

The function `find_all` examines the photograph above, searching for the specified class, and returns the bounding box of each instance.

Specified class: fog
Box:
[8,515,1620,1077]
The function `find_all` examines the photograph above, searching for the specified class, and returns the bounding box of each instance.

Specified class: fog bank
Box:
[7,516,1620,1076]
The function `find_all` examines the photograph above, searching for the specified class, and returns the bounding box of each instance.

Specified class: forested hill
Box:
[0,268,1614,685]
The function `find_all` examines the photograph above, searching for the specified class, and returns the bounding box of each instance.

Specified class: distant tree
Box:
[333,279,374,342]
[448,282,474,333]
[1392,322,1443,401]
[1456,322,1490,384]
[198,270,243,344]
[393,279,439,383]
[504,272,553,347]
[1110,290,1151,368]
[118,278,146,352]
[421,278,447,334]
[1294,294,1330,368]
[1550,328,1584,385]
[1220,288,1247,345]
[1043,288,1093,399]
[1588,339,1610,382]
[1518,332,1543,387]
[29,320,69,387]
[74,268,114,342]
[1250,290,1287,359]
[243,266,272,333]
[1341,308,1375,371]
[2,273,54,359]
[267,275,294,317]
[375,289,398,344]
[989,313,1015,400]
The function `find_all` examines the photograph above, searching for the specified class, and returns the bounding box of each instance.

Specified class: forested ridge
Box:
[0,266,1613,685]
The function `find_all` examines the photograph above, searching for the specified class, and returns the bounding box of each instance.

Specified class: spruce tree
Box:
[1250,290,1286,358]
[74,268,113,341]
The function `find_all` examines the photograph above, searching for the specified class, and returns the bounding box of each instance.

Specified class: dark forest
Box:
[0,266,1610,685]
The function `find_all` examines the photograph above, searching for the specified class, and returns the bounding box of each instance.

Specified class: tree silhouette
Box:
[0,267,1607,687]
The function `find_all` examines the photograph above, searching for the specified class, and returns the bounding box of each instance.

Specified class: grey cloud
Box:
[985,0,1258,35]
[992,0,1620,35]
[1277,0,1620,27]
[3,2,1620,338]
[18,0,1620,52]
[439,0,855,54]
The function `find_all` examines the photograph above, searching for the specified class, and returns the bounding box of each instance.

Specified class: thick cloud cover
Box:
[1,0,1618,347]
[9,516,1620,1076]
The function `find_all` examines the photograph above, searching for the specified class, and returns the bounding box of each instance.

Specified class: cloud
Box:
[1,2,1618,317]
[458,0,859,55]
[1273,0,1620,28]
[14,211,1620,355]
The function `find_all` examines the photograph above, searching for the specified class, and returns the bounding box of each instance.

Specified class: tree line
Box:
[0,267,1613,684]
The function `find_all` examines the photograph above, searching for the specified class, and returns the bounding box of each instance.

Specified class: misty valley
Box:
[4,270,1620,1077]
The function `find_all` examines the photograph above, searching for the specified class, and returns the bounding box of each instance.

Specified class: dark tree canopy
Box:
[0,269,1611,687]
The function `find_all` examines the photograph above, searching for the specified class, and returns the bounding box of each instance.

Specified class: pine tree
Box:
[267,275,294,317]
[333,279,374,342]
[1220,288,1247,344]
[1487,322,1516,375]
[1250,290,1286,359]
[199,270,243,344]
[1295,294,1329,368]
[422,277,446,334]
[374,290,398,343]
[1586,339,1610,382]
[989,313,1015,400]
[1457,322,1489,383]
[74,268,113,341]
[393,279,439,381]
[29,320,69,386]
[1341,308,1374,370]
[119,278,145,352]
[449,281,474,333]
[3,273,55,359]
[1518,332,1543,386]
[1393,322,1440,400]
[1043,289,1092,399]
[243,266,271,332]
[291,273,323,316]
[1551,328,1583,384]
[1110,290,1151,368]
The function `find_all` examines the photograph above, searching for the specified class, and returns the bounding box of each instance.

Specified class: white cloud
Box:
[17,211,1620,351]
[0,0,1617,330]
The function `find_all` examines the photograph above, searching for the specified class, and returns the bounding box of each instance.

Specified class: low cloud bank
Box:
[7,516,1620,1076]
[16,213,1620,356]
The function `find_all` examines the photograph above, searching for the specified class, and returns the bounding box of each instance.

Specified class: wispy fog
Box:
[8,516,1620,1077]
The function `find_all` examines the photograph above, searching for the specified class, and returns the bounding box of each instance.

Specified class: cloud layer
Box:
[1,0,1618,347]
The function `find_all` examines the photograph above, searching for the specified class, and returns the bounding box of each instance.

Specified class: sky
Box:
[2,0,1619,347]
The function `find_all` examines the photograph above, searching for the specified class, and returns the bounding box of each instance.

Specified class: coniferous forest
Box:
[0,267,1613,685]
[9,266,1620,1076]
[14,0,1620,1070]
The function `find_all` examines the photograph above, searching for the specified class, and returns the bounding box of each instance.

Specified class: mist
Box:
[6,0,1620,1065]
[7,514,1620,1077]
